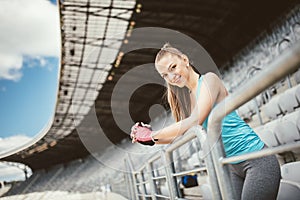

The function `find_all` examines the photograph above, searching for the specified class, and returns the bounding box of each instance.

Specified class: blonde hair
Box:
[155,43,199,122]
[155,43,183,63]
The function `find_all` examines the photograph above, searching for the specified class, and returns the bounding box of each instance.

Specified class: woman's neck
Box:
[186,70,200,93]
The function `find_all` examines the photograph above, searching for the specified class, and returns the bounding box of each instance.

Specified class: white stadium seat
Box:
[279,90,299,114]
[199,184,213,200]
[288,84,300,103]
[238,104,252,120]
[274,120,300,145]
[281,161,300,183]
[282,110,300,126]
[294,70,300,84]
[262,95,283,120]
[277,180,300,200]
[254,125,279,147]
[187,151,204,168]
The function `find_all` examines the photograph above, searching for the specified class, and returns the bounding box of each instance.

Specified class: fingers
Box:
[130,122,152,144]
[141,122,151,128]
[131,122,139,132]
[130,123,138,143]
[130,122,139,139]
[132,137,137,143]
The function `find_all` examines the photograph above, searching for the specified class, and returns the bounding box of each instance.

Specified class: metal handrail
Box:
[207,40,300,199]
[126,125,221,199]
[221,141,300,164]
[172,167,206,177]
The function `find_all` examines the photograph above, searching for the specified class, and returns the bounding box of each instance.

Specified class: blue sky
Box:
[0,56,58,138]
[0,0,59,182]
[0,0,60,160]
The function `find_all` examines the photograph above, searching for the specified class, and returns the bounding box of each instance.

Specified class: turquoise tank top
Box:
[196,76,265,162]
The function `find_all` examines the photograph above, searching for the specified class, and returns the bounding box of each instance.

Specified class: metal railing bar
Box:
[147,163,158,200]
[136,165,147,173]
[152,175,167,180]
[172,167,207,177]
[135,180,150,185]
[221,141,300,164]
[125,155,139,199]
[165,128,198,153]
[148,153,162,164]
[209,40,300,135]
[207,40,300,199]
[155,194,170,199]
[161,150,178,199]
[135,154,160,173]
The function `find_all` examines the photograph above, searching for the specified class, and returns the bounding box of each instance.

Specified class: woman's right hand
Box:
[130,122,155,146]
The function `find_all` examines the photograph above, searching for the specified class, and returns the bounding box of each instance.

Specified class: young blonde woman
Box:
[131,43,281,199]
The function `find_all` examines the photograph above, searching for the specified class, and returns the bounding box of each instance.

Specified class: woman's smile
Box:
[172,75,181,84]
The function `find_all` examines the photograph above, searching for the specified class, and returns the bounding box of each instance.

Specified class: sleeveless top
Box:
[196,76,265,163]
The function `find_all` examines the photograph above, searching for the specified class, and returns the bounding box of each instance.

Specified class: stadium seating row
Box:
[254,110,300,148]
[262,84,300,120]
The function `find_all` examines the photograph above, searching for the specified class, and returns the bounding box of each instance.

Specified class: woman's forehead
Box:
[156,54,178,71]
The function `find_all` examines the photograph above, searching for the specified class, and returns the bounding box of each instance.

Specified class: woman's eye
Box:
[171,65,176,70]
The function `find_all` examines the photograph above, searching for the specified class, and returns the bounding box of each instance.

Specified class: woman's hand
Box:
[130,122,156,146]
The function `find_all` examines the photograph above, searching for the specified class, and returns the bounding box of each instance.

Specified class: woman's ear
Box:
[182,54,189,66]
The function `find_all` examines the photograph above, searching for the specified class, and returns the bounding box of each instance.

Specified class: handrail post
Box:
[141,170,148,199]
[207,40,300,199]
[124,158,135,199]
[195,125,222,200]
[161,150,178,199]
[124,159,134,199]
[126,155,140,200]
[146,163,157,200]
[208,122,235,199]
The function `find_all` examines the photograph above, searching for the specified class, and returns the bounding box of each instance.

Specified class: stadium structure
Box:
[1,0,300,199]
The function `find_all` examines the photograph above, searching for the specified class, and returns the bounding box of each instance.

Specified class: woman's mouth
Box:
[173,75,181,84]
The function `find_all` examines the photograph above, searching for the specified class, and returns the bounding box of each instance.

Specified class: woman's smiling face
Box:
[155,53,190,88]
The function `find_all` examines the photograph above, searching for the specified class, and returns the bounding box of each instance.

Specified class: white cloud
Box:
[0,135,32,155]
[0,135,32,181]
[0,165,25,182]
[0,162,32,182]
[0,53,23,81]
[0,166,25,182]
[0,0,60,81]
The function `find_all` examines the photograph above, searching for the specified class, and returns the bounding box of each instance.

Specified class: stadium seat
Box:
[278,90,299,114]
[254,125,279,147]
[238,100,258,120]
[281,161,300,183]
[160,183,169,196]
[238,104,252,120]
[294,70,300,84]
[262,95,283,120]
[187,152,204,168]
[199,184,213,200]
[277,180,300,200]
[247,98,261,113]
[297,114,300,131]
[282,110,300,132]
[274,120,300,145]
[288,84,300,103]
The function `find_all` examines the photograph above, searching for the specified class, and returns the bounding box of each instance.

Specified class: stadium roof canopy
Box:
[1,0,299,170]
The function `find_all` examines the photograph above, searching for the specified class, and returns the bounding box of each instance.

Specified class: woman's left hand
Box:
[130,122,155,146]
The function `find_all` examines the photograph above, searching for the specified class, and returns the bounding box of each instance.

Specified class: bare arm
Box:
[152,72,222,144]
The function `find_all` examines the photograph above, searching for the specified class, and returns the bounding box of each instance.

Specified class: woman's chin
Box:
[169,80,185,88]
[174,83,185,88]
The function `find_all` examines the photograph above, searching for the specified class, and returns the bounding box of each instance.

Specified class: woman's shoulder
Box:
[202,72,221,84]
[202,72,224,91]
[202,72,228,98]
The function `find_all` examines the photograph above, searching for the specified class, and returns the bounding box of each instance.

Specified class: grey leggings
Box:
[228,150,281,200]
